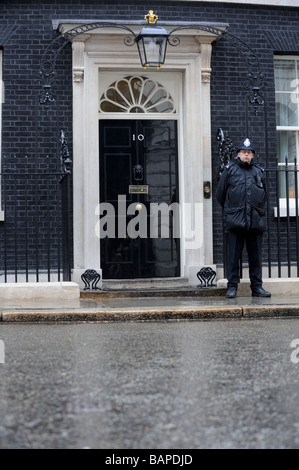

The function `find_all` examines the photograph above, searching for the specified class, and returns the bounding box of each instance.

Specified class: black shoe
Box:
[226,287,237,298]
[251,287,271,297]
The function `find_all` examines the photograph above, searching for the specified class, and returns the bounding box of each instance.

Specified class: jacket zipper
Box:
[244,169,249,230]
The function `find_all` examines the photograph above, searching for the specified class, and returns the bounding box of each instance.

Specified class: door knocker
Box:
[133,164,144,182]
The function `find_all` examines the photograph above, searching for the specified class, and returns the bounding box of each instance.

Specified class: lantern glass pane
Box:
[137,38,146,67]
[143,37,166,66]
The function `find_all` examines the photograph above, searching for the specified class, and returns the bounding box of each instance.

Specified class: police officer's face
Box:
[238,149,254,163]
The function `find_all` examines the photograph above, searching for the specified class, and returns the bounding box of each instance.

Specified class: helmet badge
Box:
[244,138,251,147]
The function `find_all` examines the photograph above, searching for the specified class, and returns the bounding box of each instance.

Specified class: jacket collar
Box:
[236,156,253,169]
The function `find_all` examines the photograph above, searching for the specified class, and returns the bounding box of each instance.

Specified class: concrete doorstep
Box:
[217,277,299,297]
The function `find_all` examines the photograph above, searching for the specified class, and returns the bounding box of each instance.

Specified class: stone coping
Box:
[0,282,80,301]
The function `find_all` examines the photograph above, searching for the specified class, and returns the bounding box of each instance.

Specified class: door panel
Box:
[99,119,179,279]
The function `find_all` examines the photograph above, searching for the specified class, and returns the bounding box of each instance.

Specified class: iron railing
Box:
[1,155,298,283]
[264,157,299,278]
[222,157,299,279]
[0,167,72,283]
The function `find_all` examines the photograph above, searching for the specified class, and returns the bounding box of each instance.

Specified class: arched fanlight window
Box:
[99,76,176,114]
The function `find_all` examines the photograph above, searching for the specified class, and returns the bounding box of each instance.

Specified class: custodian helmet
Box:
[237,138,255,154]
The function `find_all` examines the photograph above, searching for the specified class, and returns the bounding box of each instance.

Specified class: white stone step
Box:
[102,277,190,291]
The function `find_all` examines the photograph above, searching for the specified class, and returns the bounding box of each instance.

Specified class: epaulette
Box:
[224,161,235,170]
[253,163,265,172]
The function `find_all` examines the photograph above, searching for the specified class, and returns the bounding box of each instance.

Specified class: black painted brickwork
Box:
[0,0,298,272]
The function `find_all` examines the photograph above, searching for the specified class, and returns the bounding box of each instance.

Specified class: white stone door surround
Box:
[58,22,227,287]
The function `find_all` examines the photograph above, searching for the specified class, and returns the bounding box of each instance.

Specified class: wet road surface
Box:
[1,318,299,449]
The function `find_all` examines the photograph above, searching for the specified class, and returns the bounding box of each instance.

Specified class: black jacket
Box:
[216,157,266,232]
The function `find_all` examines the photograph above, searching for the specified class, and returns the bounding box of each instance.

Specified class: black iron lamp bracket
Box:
[38,18,266,115]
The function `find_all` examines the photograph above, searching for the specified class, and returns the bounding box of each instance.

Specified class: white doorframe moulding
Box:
[57,22,226,287]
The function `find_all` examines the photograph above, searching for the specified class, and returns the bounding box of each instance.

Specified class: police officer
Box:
[216,138,271,298]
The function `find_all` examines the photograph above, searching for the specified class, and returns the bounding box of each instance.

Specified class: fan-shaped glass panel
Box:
[99,76,176,114]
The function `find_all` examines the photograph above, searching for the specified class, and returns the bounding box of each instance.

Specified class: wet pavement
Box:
[1,293,299,322]
[1,319,299,449]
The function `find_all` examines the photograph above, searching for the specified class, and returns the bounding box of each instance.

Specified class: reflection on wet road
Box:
[1,319,299,449]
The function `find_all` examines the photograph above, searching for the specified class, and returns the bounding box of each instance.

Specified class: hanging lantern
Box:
[135,10,169,69]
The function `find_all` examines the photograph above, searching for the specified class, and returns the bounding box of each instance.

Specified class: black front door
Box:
[99,119,180,279]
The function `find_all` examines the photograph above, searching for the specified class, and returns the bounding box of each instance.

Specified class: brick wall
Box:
[0,0,298,274]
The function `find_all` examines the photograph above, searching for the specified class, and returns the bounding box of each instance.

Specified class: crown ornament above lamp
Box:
[135,10,170,69]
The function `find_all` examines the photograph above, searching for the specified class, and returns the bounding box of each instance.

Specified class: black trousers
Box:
[227,230,263,290]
